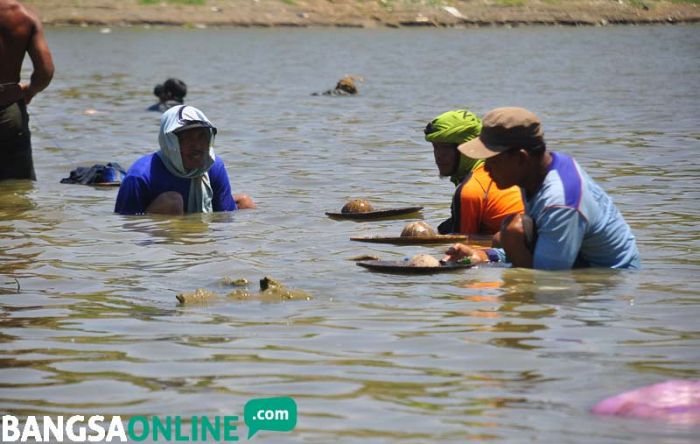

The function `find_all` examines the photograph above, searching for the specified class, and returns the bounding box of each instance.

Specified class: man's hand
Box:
[442,243,488,265]
[19,83,35,105]
[491,230,502,248]
[0,83,23,107]
[234,194,256,209]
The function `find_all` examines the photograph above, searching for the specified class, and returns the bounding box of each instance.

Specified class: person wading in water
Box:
[0,0,54,181]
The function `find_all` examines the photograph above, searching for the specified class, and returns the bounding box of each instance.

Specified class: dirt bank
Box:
[25,0,700,28]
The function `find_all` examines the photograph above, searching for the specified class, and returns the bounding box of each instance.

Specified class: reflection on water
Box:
[0,180,37,217]
[0,25,699,443]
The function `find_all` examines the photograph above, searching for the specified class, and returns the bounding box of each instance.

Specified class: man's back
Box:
[0,0,52,105]
[456,164,524,235]
[0,0,53,181]
[526,152,640,269]
[0,0,36,83]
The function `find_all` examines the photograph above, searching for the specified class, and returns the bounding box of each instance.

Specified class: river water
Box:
[1,25,699,443]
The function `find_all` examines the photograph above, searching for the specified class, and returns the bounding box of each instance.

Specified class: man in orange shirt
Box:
[424,109,523,235]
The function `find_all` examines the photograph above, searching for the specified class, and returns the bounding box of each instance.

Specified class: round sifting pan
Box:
[356,260,471,274]
[326,206,423,220]
[350,234,468,245]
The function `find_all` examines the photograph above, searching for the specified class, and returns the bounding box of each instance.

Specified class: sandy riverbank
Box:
[24,0,700,28]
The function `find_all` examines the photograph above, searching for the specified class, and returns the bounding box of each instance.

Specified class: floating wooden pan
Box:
[356,260,471,274]
[326,206,423,220]
[350,234,468,245]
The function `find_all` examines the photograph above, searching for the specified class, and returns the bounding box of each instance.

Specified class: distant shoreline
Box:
[26,0,700,29]
[41,17,700,29]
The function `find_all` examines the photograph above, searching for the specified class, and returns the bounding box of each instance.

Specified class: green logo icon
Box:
[244,397,297,439]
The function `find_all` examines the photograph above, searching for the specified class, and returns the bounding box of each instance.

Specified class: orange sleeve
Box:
[459,166,524,235]
[458,174,488,234]
[478,168,524,234]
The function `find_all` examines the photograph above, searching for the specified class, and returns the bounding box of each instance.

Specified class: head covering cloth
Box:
[157,105,217,213]
[424,109,484,185]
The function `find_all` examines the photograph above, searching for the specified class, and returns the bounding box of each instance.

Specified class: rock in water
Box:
[221,277,249,286]
[176,288,218,304]
[260,276,283,291]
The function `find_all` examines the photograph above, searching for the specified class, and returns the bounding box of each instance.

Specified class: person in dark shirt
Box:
[312,76,359,96]
[147,78,187,113]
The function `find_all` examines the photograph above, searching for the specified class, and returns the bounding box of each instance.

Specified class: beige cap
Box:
[458,107,544,159]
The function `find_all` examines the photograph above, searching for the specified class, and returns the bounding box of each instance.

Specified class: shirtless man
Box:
[0,0,54,180]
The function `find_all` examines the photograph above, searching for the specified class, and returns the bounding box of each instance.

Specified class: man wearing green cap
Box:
[424,109,523,235]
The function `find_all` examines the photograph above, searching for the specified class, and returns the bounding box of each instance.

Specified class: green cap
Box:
[424,109,483,185]
[424,109,482,144]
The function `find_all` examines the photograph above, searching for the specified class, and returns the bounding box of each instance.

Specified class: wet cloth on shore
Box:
[0,100,35,181]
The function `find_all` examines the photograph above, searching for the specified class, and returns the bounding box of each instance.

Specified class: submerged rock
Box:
[221,277,249,287]
[179,277,311,304]
[227,288,253,300]
[259,276,311,300]
[222,276,312,301]
[259,276,283,291]
[260,287,311,301]
[176,288,219,304]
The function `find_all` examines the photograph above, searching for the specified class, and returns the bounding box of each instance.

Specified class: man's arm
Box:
[209,160,237,211]
[444,207,586,270]
[115,176,149,215]
[442,243,490,265]
[453,177,482,234]
[21,9,54,105]
[531,207,586,270]
[210,158,257,210]
[498,213,534,268]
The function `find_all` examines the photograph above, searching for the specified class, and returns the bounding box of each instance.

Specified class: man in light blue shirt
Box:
[443,107,640,270]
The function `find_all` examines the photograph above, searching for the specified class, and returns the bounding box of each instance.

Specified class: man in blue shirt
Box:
[115,105,255,215]
[442,107,640,270]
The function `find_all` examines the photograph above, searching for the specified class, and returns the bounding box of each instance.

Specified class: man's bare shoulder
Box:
[0,0,40,25]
